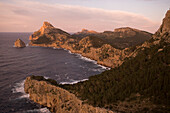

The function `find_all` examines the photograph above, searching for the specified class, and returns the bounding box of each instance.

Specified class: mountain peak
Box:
[81,29,97,34]
[114,27,139,32]
[43,21,54,28]
[154,10,170,39]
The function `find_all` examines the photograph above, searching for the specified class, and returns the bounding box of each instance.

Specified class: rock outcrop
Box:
[153,10,170,42]
[14,38,26,48]
[24,76,114,113]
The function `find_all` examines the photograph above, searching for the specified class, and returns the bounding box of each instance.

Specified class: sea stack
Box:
[14,38,26,48]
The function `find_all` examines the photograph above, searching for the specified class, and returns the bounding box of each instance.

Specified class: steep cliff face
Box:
[153,10,170,42]
[29,21,71,45]
[29,22,150,68]
[14,38,26,48]
[24,76,114,113]
[135,10,170,49]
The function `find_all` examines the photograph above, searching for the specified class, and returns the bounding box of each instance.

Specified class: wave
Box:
[44,76,49,79]
[60,79,88,85]
[68,50,74,54]
[63,49,110,70]
[76,54,111,70]
[26,43,29,47]
[12,80,29,99]
[37,45,110,70]
[23,107,51,113]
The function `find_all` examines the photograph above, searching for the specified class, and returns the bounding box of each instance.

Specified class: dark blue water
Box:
[0,33,107,113]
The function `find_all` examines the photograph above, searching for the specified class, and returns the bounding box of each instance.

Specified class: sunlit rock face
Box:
[24,76,114,113]
[153,10,170,43]
[14,38,26,48]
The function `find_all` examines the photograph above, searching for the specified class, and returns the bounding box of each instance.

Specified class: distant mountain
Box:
[72,27,152,49]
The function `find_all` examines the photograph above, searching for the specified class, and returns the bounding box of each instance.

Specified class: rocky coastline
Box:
[24,76,114,113]
[28,22,152,68]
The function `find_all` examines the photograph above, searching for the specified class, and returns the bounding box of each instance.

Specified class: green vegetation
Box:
[62,40,170,112]
[88,36,106,48]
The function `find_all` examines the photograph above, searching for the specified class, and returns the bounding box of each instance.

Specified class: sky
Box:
[0,0,169,33]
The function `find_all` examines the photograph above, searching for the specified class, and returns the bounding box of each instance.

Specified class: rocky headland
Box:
[24,76,114,113]
[29,21,152,68]
[14,38,26,48]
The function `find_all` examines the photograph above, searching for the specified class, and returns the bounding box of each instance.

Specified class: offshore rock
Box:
[14,38,26,48]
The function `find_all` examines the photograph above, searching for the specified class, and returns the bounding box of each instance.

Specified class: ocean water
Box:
[0,33,107,113]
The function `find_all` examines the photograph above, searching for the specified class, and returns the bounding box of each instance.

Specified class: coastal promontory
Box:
[24,76,114,113]
[28,21,152,68]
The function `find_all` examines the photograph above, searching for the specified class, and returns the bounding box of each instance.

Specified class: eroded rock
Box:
[14,38,26,48]
[24,76,114,113]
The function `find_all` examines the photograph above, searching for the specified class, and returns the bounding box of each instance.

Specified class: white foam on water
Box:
[26,43,29,47]
[68,50,74,54]
[44,76,49,79]
[60,79,88,85]
[53,47,57,49]
[39,108,51,113]
[12,80,29,99]
[23,107,51,113]
[53,47,62,50]
[73,52,110,70]
[61,48,111,70]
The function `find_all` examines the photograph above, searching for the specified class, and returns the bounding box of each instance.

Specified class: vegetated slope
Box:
[63,41,170,112]
[62,10,170,112]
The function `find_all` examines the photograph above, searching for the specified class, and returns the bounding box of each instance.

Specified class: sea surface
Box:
[0,33,107,113]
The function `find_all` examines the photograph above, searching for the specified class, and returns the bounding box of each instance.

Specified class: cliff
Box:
[14,38,26,48]
[29,21,152,68]
[24,76,114,113]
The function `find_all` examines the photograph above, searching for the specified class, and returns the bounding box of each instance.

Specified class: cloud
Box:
[0,0,160,33]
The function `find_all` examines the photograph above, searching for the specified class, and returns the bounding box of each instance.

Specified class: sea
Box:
[0,33,108,113]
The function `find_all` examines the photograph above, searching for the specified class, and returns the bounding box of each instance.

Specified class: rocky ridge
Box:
[14,38,26,48]
[29,21,152,68]
[24,76,114,113]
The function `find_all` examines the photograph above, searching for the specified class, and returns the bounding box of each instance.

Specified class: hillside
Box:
[62,10,170,112]
[72,27,152,49]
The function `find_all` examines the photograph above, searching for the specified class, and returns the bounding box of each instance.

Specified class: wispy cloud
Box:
[0,0,160,33]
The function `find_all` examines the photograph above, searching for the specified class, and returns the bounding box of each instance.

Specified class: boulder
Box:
[14,38,26,48]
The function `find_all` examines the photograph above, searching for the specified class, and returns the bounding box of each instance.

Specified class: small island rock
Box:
[14,38,26,48]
